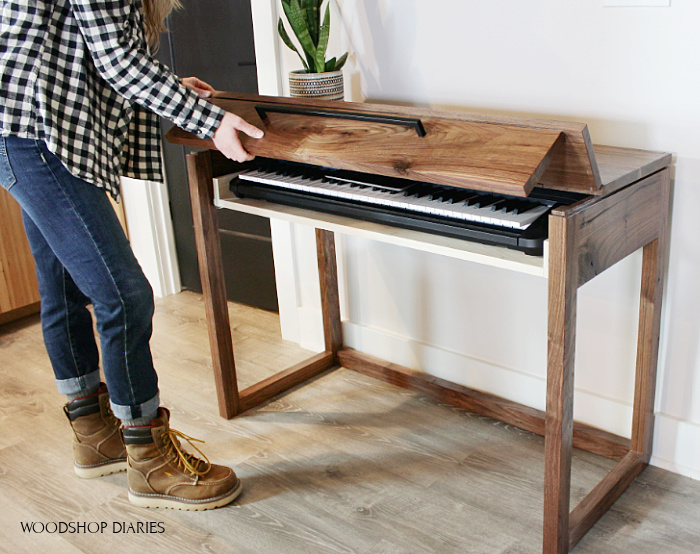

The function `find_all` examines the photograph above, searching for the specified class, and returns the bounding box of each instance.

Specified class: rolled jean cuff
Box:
[110,392,160,423]
[55,369,101,397]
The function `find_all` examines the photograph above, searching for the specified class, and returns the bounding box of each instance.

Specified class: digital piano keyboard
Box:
[229,158,585,256]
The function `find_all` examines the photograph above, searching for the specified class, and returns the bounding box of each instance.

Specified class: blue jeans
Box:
[0,135,159,421]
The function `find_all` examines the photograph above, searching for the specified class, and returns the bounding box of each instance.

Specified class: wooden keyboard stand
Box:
[170,94,671,553]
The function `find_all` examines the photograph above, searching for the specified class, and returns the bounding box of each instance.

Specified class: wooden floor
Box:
[1,291,698,553]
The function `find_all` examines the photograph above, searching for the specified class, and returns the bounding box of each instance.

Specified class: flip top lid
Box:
[167,93,605,197]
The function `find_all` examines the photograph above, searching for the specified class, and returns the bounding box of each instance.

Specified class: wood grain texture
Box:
[238,351,336,413]
[167,93,596,196]
[544,212,578,554]
[630,169,671,461]
[186,151,240,418]
[241,113,562,197]
[0,301,40,325]
[315,229,342,357]
[556,169,670,287]
[166,94,673,198]
[0,187,40,315]
[593,145,672,193]
[227,93,603,195]
[568,451,646,549]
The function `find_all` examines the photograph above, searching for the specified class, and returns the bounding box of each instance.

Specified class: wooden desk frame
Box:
[185,148,670,553]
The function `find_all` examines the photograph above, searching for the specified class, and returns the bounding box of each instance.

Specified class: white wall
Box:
[251,0,700,480]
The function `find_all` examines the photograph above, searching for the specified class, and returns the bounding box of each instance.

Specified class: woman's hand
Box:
[181,77,263,161]
[181,76,215,98]
[212,112,264,163]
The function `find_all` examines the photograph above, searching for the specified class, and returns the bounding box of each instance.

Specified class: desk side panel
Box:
[554,169,670,287]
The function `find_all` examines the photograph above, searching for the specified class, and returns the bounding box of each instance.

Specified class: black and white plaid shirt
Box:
[0,0,225,200]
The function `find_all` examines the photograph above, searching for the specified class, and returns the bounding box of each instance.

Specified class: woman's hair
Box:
[142,0,182,51]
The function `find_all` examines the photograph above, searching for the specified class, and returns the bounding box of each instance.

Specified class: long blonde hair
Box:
[142,0,182,51]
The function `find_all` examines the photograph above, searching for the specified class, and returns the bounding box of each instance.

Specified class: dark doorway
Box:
[157,0,278,312]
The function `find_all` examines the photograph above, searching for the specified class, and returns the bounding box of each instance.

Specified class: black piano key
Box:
[444,190,472,204]
[435,189,455,203]
[466,195,482,207]
[468,194,500,208]
[412,185,434,198]
[499,199,522,214]
[401,184,423,197]
[508,200,538,215]
[488,199,509,211]
[457,193,481,206]
[426,186,445,202]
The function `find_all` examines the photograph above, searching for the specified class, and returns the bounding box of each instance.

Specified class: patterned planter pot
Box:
[288,69,344,101]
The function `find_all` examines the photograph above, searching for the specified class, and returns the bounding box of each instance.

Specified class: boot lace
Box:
[104,404,121,429]
[161,428,212,476]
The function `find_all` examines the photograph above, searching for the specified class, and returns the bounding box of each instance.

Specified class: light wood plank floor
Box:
[1,291,698,553]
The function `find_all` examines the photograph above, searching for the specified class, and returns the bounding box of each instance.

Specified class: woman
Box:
[0,0,262,510]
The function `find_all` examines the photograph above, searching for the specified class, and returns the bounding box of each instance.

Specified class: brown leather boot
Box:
[122,408,242,510]
[64,384,127,478]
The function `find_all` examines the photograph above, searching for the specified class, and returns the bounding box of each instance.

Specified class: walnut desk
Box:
[167,92,671,553]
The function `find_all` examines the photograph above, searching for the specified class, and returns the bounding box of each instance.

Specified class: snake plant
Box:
[278,0,348,73]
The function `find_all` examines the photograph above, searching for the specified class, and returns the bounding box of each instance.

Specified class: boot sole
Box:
[75,459,128,479]
[128,479,243,511]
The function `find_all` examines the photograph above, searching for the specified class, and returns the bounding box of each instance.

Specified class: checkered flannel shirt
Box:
[0,0,225,200]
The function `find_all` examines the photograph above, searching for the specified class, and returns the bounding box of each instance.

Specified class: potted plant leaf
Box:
[278,0,348,100]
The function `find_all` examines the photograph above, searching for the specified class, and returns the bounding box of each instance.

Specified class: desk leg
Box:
[186,151,240,418]
[631,178,668,459]
[544,215,577,554]
[231,228,341,412]
[316,229,343,359]
[629,168,670,463]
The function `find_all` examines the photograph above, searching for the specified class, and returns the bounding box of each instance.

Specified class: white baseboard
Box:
[291,306,635,437]
[340,321,634,437]
[294,313,699,481]
[650,415,700,480]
